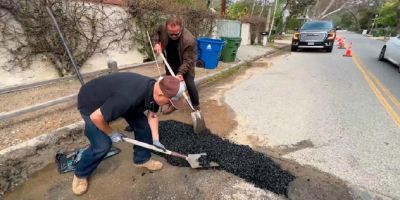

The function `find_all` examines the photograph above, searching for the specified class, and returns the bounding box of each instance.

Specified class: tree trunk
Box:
[345,9,360,32]
[266,4,272,31]
[259,0,266,17]
[268,0,279,39]
[250,0,256,16]
[312,0,320,19]
[318,0,335,19]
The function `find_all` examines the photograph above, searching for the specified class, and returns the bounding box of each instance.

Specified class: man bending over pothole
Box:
[72,72,186,195]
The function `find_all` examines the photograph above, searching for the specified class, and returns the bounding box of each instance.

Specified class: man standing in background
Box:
[153,15,200,114]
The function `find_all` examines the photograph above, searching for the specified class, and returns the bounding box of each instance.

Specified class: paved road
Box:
[225,31,400,199]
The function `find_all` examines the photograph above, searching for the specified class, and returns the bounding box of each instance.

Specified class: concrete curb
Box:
[0,121,86,196]
[0,44,289,196]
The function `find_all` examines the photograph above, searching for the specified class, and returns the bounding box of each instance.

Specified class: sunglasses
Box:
[168,31,181,37]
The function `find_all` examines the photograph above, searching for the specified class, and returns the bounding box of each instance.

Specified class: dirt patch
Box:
[0,102,81,150]
[0,80,81,113]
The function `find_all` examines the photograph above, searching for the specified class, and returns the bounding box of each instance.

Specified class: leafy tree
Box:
[377,0,399,28]
[226,0,250,20]
[286,0,316,17]
[357,7,375,30]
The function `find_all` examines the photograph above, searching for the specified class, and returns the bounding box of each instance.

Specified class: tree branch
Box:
[317,0,336,19]
[320,2,348,19]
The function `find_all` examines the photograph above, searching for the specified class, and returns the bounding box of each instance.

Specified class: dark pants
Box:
[166,68,200,107]
[75,113,152,178]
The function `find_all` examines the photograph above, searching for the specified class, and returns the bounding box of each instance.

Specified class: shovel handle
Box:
[159,53,176,77]
[122,137,172,155]
[170,152,188,160]
[159,53,196,111]
[123,137,188,160]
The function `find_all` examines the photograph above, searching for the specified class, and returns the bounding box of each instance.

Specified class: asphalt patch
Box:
[158,120,295,196]
[198,155,211,167]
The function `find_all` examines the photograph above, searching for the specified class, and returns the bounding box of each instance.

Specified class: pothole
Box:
[158,120,295,196]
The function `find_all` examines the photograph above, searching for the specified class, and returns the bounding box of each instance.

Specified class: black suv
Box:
[291,21,336,52]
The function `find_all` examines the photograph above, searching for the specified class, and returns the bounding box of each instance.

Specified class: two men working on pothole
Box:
[72,15,200,196]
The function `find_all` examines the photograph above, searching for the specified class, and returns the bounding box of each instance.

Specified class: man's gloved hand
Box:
[110,132,123,143]
[153,140,166,152]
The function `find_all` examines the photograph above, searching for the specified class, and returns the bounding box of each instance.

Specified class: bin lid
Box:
[197,38,224,44]
[221,37,241,39]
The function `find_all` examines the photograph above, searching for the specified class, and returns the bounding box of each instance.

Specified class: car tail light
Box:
[328,32,335,40]
[293,32,300,40]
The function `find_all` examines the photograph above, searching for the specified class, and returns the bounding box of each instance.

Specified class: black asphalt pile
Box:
[158,120,295,196]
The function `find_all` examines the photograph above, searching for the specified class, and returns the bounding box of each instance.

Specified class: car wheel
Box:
[326,46,333,53]
[379,46,386,61]
[291,45,298,52]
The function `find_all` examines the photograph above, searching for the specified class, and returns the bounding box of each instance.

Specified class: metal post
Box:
[46,7,85,85]
[107,60,118,73]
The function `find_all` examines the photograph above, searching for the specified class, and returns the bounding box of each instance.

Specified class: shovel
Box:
[122,137,219,169]
[159,53,207,133]
[145,32,206,133]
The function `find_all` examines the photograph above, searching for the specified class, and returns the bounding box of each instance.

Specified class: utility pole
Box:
[268,0,279,40]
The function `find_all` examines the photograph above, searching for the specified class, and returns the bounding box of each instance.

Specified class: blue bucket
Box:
[197,38,225,69]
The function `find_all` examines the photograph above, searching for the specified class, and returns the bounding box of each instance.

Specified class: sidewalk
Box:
[236,41,289,62]
[0,42,289,197]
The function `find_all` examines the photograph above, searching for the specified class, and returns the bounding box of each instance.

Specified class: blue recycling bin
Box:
[197,38,225,69]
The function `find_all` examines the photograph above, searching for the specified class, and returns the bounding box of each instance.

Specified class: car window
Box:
[301,22,333,30]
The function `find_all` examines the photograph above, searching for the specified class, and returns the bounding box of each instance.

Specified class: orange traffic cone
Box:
[338,37,345,49]
[343,42,352,57]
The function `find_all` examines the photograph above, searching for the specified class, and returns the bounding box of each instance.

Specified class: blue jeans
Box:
[74,113,152,178]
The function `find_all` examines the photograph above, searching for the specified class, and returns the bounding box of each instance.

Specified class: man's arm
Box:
[178,40,197,75]
[147,111,160,141]
[90,108,113,135]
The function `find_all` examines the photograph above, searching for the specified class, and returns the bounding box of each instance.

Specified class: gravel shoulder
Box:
[0,61,240,151]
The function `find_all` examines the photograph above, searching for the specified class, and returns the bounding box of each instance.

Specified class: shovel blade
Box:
[186,153,219,169]
[191,110,206,133]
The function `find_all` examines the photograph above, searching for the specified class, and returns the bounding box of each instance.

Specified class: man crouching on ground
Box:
[72,72,186,195]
